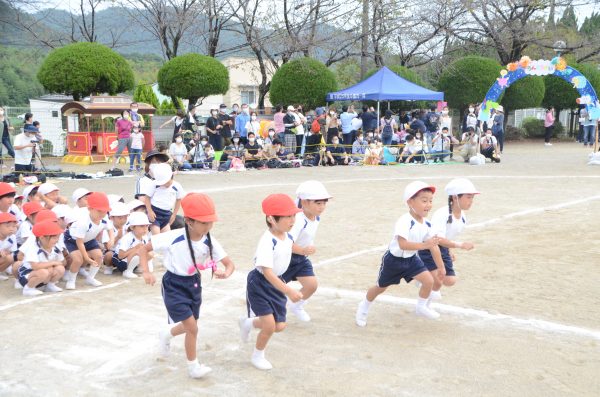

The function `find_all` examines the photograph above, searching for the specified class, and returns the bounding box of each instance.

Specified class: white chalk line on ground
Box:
[194,175,600,194]
[318,286,600,341]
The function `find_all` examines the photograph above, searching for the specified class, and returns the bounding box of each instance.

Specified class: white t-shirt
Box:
[388,213,433,258]
[19,232,65,255]
[406,140,427,154]
[20,240,64,272]
[69,210,108,243]
[430,205,466,241]
[136,175,155,198]
[351,117,363,132]
[254,230,294,276]
[289,212,320,248]
[0,234,17,252]
[130,131,144,150]
[117,231,148,258]
[14,133,35,166]
[16,220,33,246]
[1,205,25,223]
[144,181,184,211]
[432,135,451,152]
[169,143,188,163]
[481,134,498,147]
[293,113,305,135]
[151,229,227,276]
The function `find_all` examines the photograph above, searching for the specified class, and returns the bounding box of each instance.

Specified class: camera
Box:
[30,139,39,144]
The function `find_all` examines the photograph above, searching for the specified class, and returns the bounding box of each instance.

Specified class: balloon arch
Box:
[477,56,600,122]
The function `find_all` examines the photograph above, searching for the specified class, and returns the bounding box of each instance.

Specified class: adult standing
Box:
[129,102,145,128]
[235,104,251,144]
[205,108,223,152]
[0,106,15,165]
[360,106,377,133]
[13,124,37,173]
[159,109,186,142]
[325,107,340,144]
[379,110,397,146]
[218,104,233,146]
[491,106,505,153]
[273,105,285,141]
[544,107,555,147]
[245,111,261,146]
[110,110,133,169]
[293,106,307,156]
[283,105,298,154]
[581,108,597,148]
[463,104,479,133]
[340,105,358,153]
[424,105,440,149]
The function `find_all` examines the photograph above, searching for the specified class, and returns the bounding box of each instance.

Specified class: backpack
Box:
[382,119,393,138]
[311,116,322,133]
[427,112,439,131]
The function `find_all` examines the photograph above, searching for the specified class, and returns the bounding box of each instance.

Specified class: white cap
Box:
[65,207,85,225]
[72,188,90,203]
[403,181,436,202]
[109,202,129,217]
[445,178,480,196]
[496,105,504,112]
[127,199,145,212]
[128,211,151,227]
[287,105,295,112]
[296,180,332,201]
[23,185,39,201]
[51,204,70,219]
[152,163,173,186]
[38,182,59,196]
[107,194,124,206]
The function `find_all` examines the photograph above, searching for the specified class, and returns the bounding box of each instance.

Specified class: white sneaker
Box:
[61,272,71,282]
[188,362,212,378]
[22,286,43,296]
[427,290,442,307]
[122,270,138,279]
[355,300,369,327]
[85,277,103,287]
[65,279,76,290]
[14,279,23,289]
[251,355,273,371]
[545,142,553,146]
[239,317,252,343]
[44,282,63,292]
[158,329,172,358]
[290,301,311,322]
[415,305,440,319]
[0,273,8,281]
[78,267,89,277]
[103,267,114,275]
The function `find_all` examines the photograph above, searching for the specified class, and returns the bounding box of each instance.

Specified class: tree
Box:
[540,60,600,113]
[157,53,229,109]
[501,77,545,111]
[269,57,337,110]
[558,5,577,30]
[133,84,160,108]
[437,56,501,111]
[37,42,134,100]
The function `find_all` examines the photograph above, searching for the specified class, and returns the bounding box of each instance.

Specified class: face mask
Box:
[442,110,449,115]
[251,115,257,121]
[469,107,474,113]
[175,137,183,143]
[268,131,274,137]
[233,106,239,112]
[249,138,255,143]
[220,108,227,113]
[242,107,249,114]
[367,134,373,139]
[211,111,217,116]
[369,143,376,149]
[358,138,363,142]
[332,140,339,145]
[233,138,239,143]
[201,140,207,145]
[330,111,335,116]
[130,108,138,113]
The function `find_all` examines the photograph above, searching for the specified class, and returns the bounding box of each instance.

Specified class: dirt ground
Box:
[1,141,599,397]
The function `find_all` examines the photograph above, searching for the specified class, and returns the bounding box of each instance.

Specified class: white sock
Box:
[162,327,174,340]
[88,266,99,279]
[416,297,428,308]
[252,348,265,359]
[127,257,140,273]
[69,271,78,280]
[187,359,198,369]
[361,298,372,310]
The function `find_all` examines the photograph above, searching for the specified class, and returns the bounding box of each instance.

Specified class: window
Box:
[240,87,257,106]
[52,111,59,117]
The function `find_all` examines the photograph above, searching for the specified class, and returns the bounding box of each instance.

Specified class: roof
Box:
[31,94,78,103]
[326,66,444,102]
[61,96,155,116]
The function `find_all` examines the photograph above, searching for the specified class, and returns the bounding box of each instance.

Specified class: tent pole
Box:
[377,101,380,133]
[387,101,390,110]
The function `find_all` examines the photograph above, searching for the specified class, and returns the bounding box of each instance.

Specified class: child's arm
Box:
[213,256,235,279]
[397,235,439,251]
[105,228,116,251]
[137,242,156,285]
[292,243,315,256]
[140,195,156,222]
[437,237,474,250]
[428,244,446,281]
[29,260,64,270]
[261,267,302,302]
[76,238,97,266]
[169,199,181,225]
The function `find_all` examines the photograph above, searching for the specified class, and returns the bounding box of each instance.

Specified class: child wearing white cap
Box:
[72,188,91,208]
[112,212,153,278]
[38,183,67,209]
[355,181,445,326]
[102,202,130,275]
[139,163,184,235]
[281,180,332,322]
[418,178,478,302]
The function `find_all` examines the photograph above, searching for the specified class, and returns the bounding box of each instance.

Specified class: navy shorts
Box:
[152,205,172,230]
[376,251,428,287]
[246,269,287,323]
[111,252,128,272]
[418,246,456,276]
[17,266,44,288]
[63,230,101,253]
[281,254,315,283]
[161,271,202,323]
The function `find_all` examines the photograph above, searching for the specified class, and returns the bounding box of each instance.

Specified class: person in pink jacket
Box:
[544,107,555,146]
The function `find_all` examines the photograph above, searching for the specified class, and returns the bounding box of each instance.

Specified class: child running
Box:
[239,194,303,370]
[138,193,235,379]
[282,180,332,322]
[418,178,478,302]
[355,181,445,326]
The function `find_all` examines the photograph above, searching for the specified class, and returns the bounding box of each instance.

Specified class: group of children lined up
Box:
[0,149,480,377]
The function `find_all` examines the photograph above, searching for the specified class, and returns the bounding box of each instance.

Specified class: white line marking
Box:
[0,281,130,312]
[318,287,600,340]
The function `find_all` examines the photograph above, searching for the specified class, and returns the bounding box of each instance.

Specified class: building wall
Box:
[28,99,67,156]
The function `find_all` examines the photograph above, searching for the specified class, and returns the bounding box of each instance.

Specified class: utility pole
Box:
[360,0,369,79]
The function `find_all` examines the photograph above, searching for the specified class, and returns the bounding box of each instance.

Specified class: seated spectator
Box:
[324,136,348,166]
[244,131,266,168]
[267,139,295,168]
[460,127,479,162]
[263,127,276,152]
[351,132,368,162]
[431,127,459,163]
[169,133,192,170]
[221,133,246,170]
[480,129,501,163]
[399,134,426,164]
[188,136,208,168]
[363,139,383,165]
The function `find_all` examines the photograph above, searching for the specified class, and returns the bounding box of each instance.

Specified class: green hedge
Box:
[521,116,564,138]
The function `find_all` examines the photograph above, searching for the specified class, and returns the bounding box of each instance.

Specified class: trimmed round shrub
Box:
[501,76,545,110]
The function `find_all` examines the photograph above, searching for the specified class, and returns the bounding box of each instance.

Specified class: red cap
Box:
[181,193,218,222]
[23,201,44,217]
[87,192,111,212]
[0,212,17,223]
[35,209,58,224]
[262,194,302,216]
[0,183,16,197]
[32,220,64,237]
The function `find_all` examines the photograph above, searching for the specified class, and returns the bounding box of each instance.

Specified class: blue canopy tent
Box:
[326,66,444,131]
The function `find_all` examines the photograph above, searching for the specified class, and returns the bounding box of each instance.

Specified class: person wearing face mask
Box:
[235,104,251,143]
[272,105,285,140]
[363,138,382,165]
[325,107,340,144]
[169,133,192,170]
[463,104,478,133]
[324,136,348,166]
[282,105,298,154]
[218,104,233,146]
[159,109,186,142]
[480,129,501,163]
[129,102,145,128]
[292,106,306,156]
[244,132,266,169]
[0,106,15,165]
[188,137,209,169]
[221,133,246,170]
[206,108,224,152]
[244,111,261,146]
[351,132,368,162]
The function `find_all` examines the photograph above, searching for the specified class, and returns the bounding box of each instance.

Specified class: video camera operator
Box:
[13,124,38,173]
[459,126,479,162]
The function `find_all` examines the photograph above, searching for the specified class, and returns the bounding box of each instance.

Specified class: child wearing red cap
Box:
[0,212,18,282]
[16,201,44,246]
[63,192,111,290]
[0,182,24,223]
[355,181,445,327]
[239,193,303,371]
[138,192,235,379]
[17,220,66,296]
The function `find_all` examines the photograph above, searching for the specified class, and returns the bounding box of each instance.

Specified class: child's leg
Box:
[443,275,457,287]
[150,224,161,235]
[103,251,113,267]
[413,271,440,319]
[167,316,198,361]
[254,314,277,350]
[49,266,65,282]
[366,285,387,302]
[85,249,104,287]
[122,252,140,278]
[27,269,50,287]
[296,276,318,300]
[160,224,171,233]
[129,152,135,170]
